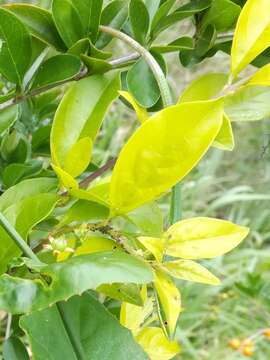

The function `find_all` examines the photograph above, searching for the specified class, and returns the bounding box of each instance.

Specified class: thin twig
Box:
[79,158,117,189]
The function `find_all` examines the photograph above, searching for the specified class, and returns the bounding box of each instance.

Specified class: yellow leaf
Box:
[137,236,165,262]
[178,74,234,151]
[120,286,153,335]
[136,327,180,360]
[178,73,228,103]
[154,270,181,337]
[231,0,270,77]
[63,137,93,177]
[119,90,149,123]
[110,99,223,214]
[75,236,118,255]
[161,259,220,285]
[247,64,270,86]
[52,165,108,206]
[165,217,249,259]
[213,114,235,151]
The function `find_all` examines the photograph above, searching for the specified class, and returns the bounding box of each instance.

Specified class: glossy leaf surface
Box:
[51,73,120,175]
[129,0,150,44]
[165,217,249,259]
[110,100,223,214]
[231,0,270,77]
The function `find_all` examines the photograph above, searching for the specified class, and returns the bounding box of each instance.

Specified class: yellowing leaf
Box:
[136,327,180,360]
[178,74,234,151]
[161,260,220,285]
[110,100,224,214]
[120,286,153,335]
[119,90,149,123]
[213,114,235,151]
[165,217,249,259]
[154,270,181,337]
[137,236,165,262]
[248,64,270,86]
[178,73,228,103]
[231,0,270,77]
[63,137,93,177]
[75,236,118,256]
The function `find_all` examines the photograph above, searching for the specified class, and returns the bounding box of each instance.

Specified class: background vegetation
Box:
[1,0,270,359]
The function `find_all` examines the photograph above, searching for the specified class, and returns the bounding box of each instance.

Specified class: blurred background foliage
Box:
[1,0,270,359]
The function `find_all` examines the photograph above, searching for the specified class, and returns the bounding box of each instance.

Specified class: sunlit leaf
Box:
[136,327,180,360]
[214,114,235,151]
[247,64,270,86]
[138,236,165,262]
[154,270,181,337]
[119,91,149,123]
[75,237,119,255]
[165,217,249,259]
[231,0,270,77]
[161,259,220,285]
[110,99,223,214]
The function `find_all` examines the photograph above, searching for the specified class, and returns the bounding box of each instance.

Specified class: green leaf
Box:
[3,160,43,188]
[161,259,220,285]
[127,58,161,108]
[119,90,149,123]
[225,85,270,121]
[52,0,84,47]
[0,106,19,136]
[0,192,58,274]
[144,0,161,21]
[31,54,81,90]
[51,73,120,174]
[151,37,194,54]
[97,283,143,305]
[96,1,129,48]
[0,8,32,85]
[138,236,165,262]
[60,200,109,226]
[152,0,211,38]
[201,0,241,32]
[81,55,113,75]
[247,63,270,86]
[136,327,180,360]
[4,4,66,51]
[75,237,119,255]
[154,270,181,337]
[0,177,58,212]
[74,0,103,43]
[151,0,176,35]
[165,217,249,259]
[20,293,148,360]
[0,251,153,313]
[231,0,270,77]
[129,0,150,45]
[110,99,223,214]
[3,336,29,360]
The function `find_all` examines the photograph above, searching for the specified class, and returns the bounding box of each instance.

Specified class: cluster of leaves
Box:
[0,0,270,358]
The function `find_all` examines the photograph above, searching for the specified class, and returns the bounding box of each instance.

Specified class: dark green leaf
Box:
[3,336,29,360]
[127,58,161,108]
[151,36,194,53]
[20,293,147,360]
[129,0,150,45]
[4,4,66,51]
[81,55,112,75]
[151,0,176,34]
[3,160,43,188]
[0,8,32,85]
[96,1,129,49]
[201,0,241,32]
[31,54,81,89]
[152,0,212,38]
[0,251,153,313]
[52,0,84,47]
